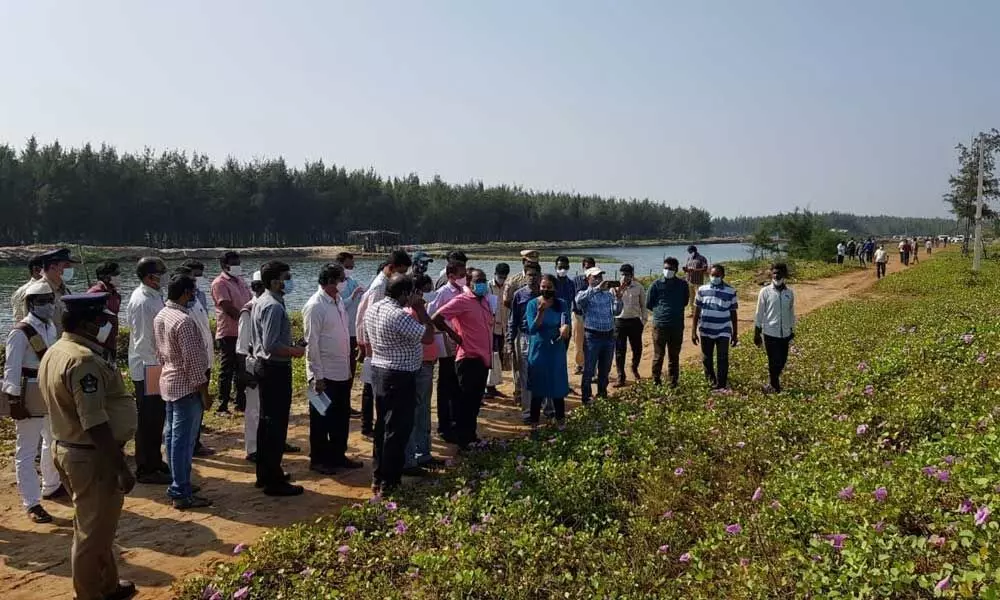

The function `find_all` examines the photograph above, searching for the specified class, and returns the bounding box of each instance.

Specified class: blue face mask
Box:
[185,299,196,310]
[472,282,489,297]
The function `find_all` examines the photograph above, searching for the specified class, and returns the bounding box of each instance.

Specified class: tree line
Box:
[713,212,958,238]
[0,138,712,248]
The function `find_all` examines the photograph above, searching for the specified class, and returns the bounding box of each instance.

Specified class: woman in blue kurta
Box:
[525,275,571,424]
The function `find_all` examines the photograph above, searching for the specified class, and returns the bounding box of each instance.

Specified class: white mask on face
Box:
[455,277,467,287]
[110,275,123,288]
[282,278,295,294]
[96,321,113,344]
[710,276,722,286]
[773,278,785,287]
[62,267,75,282]
[663,269,676,279]
[556,268,568,277]
[196,276,207,290]
[336,281,347,293]
[227,265,243,277]
[31,303,55,322]
[344,268,354,278]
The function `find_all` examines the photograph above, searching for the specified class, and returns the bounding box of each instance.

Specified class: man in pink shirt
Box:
[211,251,252,414]
[431,268,494,450]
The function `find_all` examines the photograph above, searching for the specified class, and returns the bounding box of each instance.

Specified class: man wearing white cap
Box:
[574,266,622,404]
[238,271,266,462]
[3,280,64,523]
[501,249,540,309]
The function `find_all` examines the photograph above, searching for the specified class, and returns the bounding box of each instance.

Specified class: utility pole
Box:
[973,135,985,272]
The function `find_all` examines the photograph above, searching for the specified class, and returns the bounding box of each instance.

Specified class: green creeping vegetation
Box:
[177,253,1000,598]
[637,258,862,289]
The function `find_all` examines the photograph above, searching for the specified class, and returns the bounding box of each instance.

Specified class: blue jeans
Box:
[165,392,203,499]
[582,331,614,403]
[405,363,434,469]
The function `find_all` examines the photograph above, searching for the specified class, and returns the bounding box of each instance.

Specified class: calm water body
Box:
[0,243,751,336]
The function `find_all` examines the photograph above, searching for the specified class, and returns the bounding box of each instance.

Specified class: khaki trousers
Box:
[54,444,125,600]
[572,313,585,368]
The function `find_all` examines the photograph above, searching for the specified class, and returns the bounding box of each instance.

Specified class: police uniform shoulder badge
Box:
[80,373,99,394]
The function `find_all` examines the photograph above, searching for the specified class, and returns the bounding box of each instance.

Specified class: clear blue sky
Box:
[1,0,996,218]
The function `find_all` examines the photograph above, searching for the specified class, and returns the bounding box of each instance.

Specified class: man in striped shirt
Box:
[691,264,739,390]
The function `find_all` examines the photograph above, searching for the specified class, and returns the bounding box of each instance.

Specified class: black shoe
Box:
[309,463,338,476]
[422,456,447,468]
[631,367,641,381]
[331,457,364,469]
[653,378,662,387]
[245,452,258,463]
[42,484,68,500]
[103,580,137,600]
[137,471,173,485]
[350,408,362,418]
[402,465,432,477]
[284,443,302,453]
[216,406,231,415]
[255,472,292,488]
[194,445,216,457]
[157,463,172,474]
[173,495,213,510]
[438,431,457,444]
[191,484,201,494]
[27,505,53,524]
[264,482,304,497]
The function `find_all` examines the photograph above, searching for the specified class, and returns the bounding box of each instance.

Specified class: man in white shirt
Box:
[753,263,796,393]
[303,263,364,475]
[836,242,846,265]
[239,272,265,462]
[9,254,44,324]
[874,245,889,279]
[127,257,171,485]
[3,280,64,523]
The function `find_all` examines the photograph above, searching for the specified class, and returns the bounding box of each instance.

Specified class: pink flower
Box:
[873,520,886,533]
[658,544,670,554]
[394,520,408,535]
[674,467,685,476]
[935,470,950,483]
[739,558,750,567]
[438,515,452,526]
[921,466,937,477]
[337,544,350,555]
[824,533,848,550]
[660,510,674,520]
[943,455,956,465]
[679,552,691,563]
[385,501,398,511]
[368,494,382,504]
[232,543,248,555]
[935,575,951,592]
[344,525,358,535]
[201,585,220,600]
[873,487,887,502]
[928,534,946,549]
[770,500,782,510]
[962,333,974,344]
[856,424,868,435]
[975,505,991,527]
[512,481,522,490]
[863,385,875,396]
[233,588,249,600]
[751,487,763,502]
[978,353,987,364]
[735,441,746,448]
[838,486,855,501]
[725,523,743,535]
[857,361,868,372]
[959,499,973,514]
[241,570,254,582]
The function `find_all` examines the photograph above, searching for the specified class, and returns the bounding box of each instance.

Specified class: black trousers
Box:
[651,325,684,385]
[217,336,246,411]
[310,379,352,466]
[530,396,565,422]
[133,378,166,476]
[361,382,375,433]
[454,358,488,445]
[700,336,730,388]
[876,262,887,279]
[255,361,293,488]
[763,335,791,391]
[372,366,416,489]
[436,356,459,437]
[615,317,644,375]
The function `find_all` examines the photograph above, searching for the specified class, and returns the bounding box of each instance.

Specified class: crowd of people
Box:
[2,244,806,600]
[837,236,941,275]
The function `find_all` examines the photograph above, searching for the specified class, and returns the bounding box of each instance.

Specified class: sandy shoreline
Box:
[0,238,747,267]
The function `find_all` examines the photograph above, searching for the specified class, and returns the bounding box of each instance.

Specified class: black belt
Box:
[585,328,614,337]
[22,368,38,378]
[56,440,126,450]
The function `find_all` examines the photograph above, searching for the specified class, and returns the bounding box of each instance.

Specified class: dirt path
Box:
[0,252,932,599]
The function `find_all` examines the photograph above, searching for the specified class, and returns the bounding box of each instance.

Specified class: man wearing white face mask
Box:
[646,257,690,387]
[334,252,366,418]
[692,264,739,390]
[39,247,78,335]
[128,256,171,485]
[753,262,795,394]
[88,261,123,358]
[212,251,252,414]
[3,280,65,523]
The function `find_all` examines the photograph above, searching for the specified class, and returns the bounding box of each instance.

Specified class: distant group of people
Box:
[836,236,940,279]
[1,244,805,600]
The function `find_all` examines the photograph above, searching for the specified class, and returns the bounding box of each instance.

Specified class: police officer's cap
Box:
[62,293,110,316]
[39,248,79,266]
[24,280,54,299]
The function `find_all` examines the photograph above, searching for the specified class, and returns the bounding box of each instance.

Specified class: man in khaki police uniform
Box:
[39,293,138,600]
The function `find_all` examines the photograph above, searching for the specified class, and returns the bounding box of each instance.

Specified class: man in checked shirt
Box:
[153,274,213,510]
